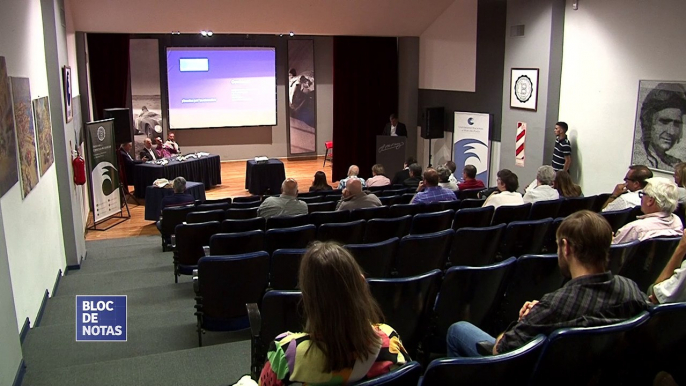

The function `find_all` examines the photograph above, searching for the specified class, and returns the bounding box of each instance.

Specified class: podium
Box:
[376,136,407,181]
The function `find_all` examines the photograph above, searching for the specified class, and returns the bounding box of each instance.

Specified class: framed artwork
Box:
[0,56,19,198]
[10,77,39,199]
[33,96,54,176]
[63,66,73,123]
[510,68,539,111]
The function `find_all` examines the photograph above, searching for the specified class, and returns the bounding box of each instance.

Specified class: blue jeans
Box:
[446,321,496,357]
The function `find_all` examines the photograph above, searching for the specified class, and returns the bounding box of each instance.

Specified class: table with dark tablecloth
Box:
[134,154,221,199]
[245,159,286,195]
[143,181,206,221]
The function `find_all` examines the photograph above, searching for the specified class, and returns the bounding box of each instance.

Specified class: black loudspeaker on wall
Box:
[103,108,133,145]
[422,107,445,139]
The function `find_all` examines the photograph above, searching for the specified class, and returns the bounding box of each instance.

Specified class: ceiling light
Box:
[207,31,213,37]
[200,30,208,37]
[289,31,294,37]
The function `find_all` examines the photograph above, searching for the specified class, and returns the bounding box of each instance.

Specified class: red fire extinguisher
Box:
[72,149,86,185]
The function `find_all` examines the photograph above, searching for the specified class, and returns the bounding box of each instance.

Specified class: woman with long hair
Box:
[673,162,686,204]
[259,242,409,385]
[553,170,582,198]
[309,171,333,192]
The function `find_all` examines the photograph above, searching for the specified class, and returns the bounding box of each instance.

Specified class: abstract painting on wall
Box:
[33,96,54,176]
[0,57,19,198]
[10,77,39,198]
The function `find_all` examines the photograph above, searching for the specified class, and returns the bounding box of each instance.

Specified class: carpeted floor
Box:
[21,235,252,386]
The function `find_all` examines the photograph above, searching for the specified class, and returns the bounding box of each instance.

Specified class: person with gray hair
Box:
[523,165,560,204]
[436,165,458,191]
[156,177,195,232]
[338,165,366,190]
[613,177,683,244]
[366,164,391,187]
[257,178,308,219]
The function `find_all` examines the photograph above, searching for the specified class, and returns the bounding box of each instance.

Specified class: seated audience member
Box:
[391,156,417,185]
[259,242,409,384]
[602,165,653,212]
[337,179,382,211]
[257,178,308,219]
[482,169,524,209]
[437,165,458,191]
[446,210,649,357]
[411,168,457,204]
[155,137,171,158]
[523,166,560,203]
[139,138,158,161]
[403,163,423,188]
[309,171,333,192]
[445,161,458,185]
[554,170,583,198]
[457,165,486,191]
[338,165,366,189]
[673,162,686,204]
[155,177,195,232]
[164,132,180,154]
[612,177,682,244]
[118,142,144,181]
[650,232,686,303]
[366,164,391,187]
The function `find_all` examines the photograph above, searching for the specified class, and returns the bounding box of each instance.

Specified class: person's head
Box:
[168,132,175,142]
[347,165,359,177]
[408,163,422,178]
[155,137,163,145]
[288,68,297,77]
[423,168,440,187]
[556,210,612,277]
[389,113,398,127]
[371,164,385,176]
[463,165,478,180]
[640,177,678,215]
[141,106,148,112]
[536,165,556,186]
[496,169,519,192]
[674,163,686,187]
[436,165,451,184]
[299,242,383,371]
[121,142,132,152]
[172,177,187,194]
[312,171,328,188]
[144,138,153,149]
[404,156,417,168]
[554,121,568,137]
[445,161,457,174]
[345,178,363,196]
[554,170,581,198]
[625,165,653,191]
[281,178,298,197]
[640,83,686,155]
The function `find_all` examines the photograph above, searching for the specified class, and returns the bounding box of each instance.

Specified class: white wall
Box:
[0,208,21,386]
[558,0,686,194]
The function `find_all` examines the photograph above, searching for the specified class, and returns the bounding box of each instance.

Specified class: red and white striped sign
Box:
[515,122,526,167]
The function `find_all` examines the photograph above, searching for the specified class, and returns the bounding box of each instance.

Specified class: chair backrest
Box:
[365,185,386,193]
[350,206,389,221]
[265,224,317,254]
[317,219,366,245]
[321,194,342,203]
[491,203,532,226]
[196,202,230,211]
[353,361,423,386]
[379,188,406,197]
[591,193,612,213]
[307,201,337,213]
[209,230,265,256]
[298,195,323,204]
[231,201,262,209]
[175,221,222,265]
[395,229,455,277]
[221,217,266,233]
[449,224,506,267]
[364,215,413,244]
[607,240,640,274]
[161,205,197,236]
[309,210,351,226]
[674,203,686,228]
[254,290,305,369]
[600,207,633,233]
[388,203,421,218]
[270,249,307,290]
[367,270,442,354]
[202,197,232,205]
[423,200,461,213]
[528,199,563,221]
[186,209,225,224]
[265,214,311,229]
[345,237,399,278]
[459,198,486,209]
[225,207,259,219]
[452,206,494,231]
[557,195,596,218]
[457,188,483,200]
[233,195,261,203]
[379,195,401,207]
[618,236,682,292]
[541,217,565,254]
[420,335,547,386]
[296,191,324,198]
[409,209,455,235]
[398,193,416,205]
[530,311,651,386]
[498,218,552,258]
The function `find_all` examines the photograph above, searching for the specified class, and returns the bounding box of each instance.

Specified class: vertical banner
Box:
[453,112,491,185]
[86,119,121,222]
[516,121,526,167]
[287,40,317,155]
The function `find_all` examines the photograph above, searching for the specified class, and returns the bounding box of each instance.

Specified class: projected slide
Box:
[167,47,276,129]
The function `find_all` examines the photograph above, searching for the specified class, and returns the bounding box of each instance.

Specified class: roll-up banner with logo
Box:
[86,119,121,222]
[453,112,491,185]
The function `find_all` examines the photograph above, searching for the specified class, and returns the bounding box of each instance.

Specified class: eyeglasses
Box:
[638,191,651,199]
[624,177,636,182]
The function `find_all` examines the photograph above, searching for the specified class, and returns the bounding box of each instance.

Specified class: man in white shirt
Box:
[602,165,653,212]
[651,232,686,303]
[482,169,524,210]
[164,132,180,154]
[523,166,560,203]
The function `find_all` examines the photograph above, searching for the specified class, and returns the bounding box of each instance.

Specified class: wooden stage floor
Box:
[85,156,335,241]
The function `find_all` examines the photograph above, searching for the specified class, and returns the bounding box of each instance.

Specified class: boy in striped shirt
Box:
[552,121,572,172]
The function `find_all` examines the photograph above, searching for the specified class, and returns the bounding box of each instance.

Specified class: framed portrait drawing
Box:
[631,80,686,173]
[63,66,73,123]
[510,68,539,111]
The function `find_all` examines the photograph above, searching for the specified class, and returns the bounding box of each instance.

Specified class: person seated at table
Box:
[259,241,409,385]
[309,171,333,192]
[119,142,145,182]
[366,164,391,187]
[258,178,308,219]
[164,132,180,154]
[139,138,159,161]
[155,177,195,232]
[338,165,365,189]
[155,137,171,158]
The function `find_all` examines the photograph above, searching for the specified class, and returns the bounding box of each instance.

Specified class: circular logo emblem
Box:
[97,126,106,141]
[467,118,475,125]
[514,75,534,103]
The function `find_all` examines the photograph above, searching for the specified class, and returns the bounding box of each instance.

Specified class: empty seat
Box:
[307,201,337,213]
[186,209,225,224]
[388,203,422,218]
[528,199,563,220]
[452,206,494,231]
[159,205,197,251]
[173,221,222,283]
[221,217,266,233]
[231,201,262,209]
[457,188,483,200]
[265,214,310,229]
[460,198,486,209]
[298,196,323,204]
[265,224,317,254]
[225,207,259,220]
[541,217,565,254]
[395,229,454,277]
[491,203,532,226]
[410,209,455,235]
[449,224,506,267]
[350,206,389,221]
[270,249,307,290]
[498,218,552,258]
[317,219,366,244]
[195,202,230,211]
[591,193,613,213]
[200,197,232,205]
[379,195,401,206]
[309,210,350,226]
[233,195,261,203]
[344,237,399,278]
[618,236,681,292]
[209,230,265,256]
[423,200,461,213]
[364,215,413,244]
[557,196,596,218]
[398,193,416,205]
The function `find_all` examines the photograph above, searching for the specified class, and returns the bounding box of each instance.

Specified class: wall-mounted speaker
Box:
[103,108,133,145]
[422,107,445,139]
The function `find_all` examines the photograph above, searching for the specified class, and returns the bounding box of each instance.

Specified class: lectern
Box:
[376,136,407,181]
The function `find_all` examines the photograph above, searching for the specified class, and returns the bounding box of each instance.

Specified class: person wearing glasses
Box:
[602,165,653,212]
[612,177,682,244]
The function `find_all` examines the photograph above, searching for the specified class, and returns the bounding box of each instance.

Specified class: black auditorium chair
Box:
[344,237,399,278]
[194,252,270,346]
[541,217,565,254]
[591,193,612,212]
[365,185,386,193]
[600,207,633,233]
[231,201,262,209]
[627,205,643,222]
[618,236,681,292]
[364,215,413,244]
[398,193,416,205]
[317,220,366,245]
[160,205,197,251]
[498,218,552,259]
[460,198,486,209]
[298,196,323,204]
[296,191,323,198]
[557,196,596,218]
[233,195,261,203]
[423,200,461,213]
[395,229,454,277]
[350,206,389,221]
[457,188,483,200]
[309,210,350,226]
[209,230,265,256]
[388,203,422,218]
[307,201,337,213]
[195,202,230,211]
[265,214,310,229]
[186,209,225,224]
[367,269,442,355]
[528,199,563,220]
[221,217,266,233]
[491,203,532,226]
[354,361,423,386]
[200,197,232,205]
[379,188,406,197]
[379,195,401,206]
[173,221,221,283]
[225,207,259,220]
[409,209,455,235]
[452,206,494,231]
[265,224,317,254]
[607,239,640,275]
[321,194,342,203]
[448,224,506,268]
[270,249,307,290]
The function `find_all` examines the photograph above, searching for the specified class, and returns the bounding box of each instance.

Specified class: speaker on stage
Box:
[103,108,133,145]
[422,107,445,139]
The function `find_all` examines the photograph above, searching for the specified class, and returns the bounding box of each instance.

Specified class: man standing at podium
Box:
[382,114,407,137]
